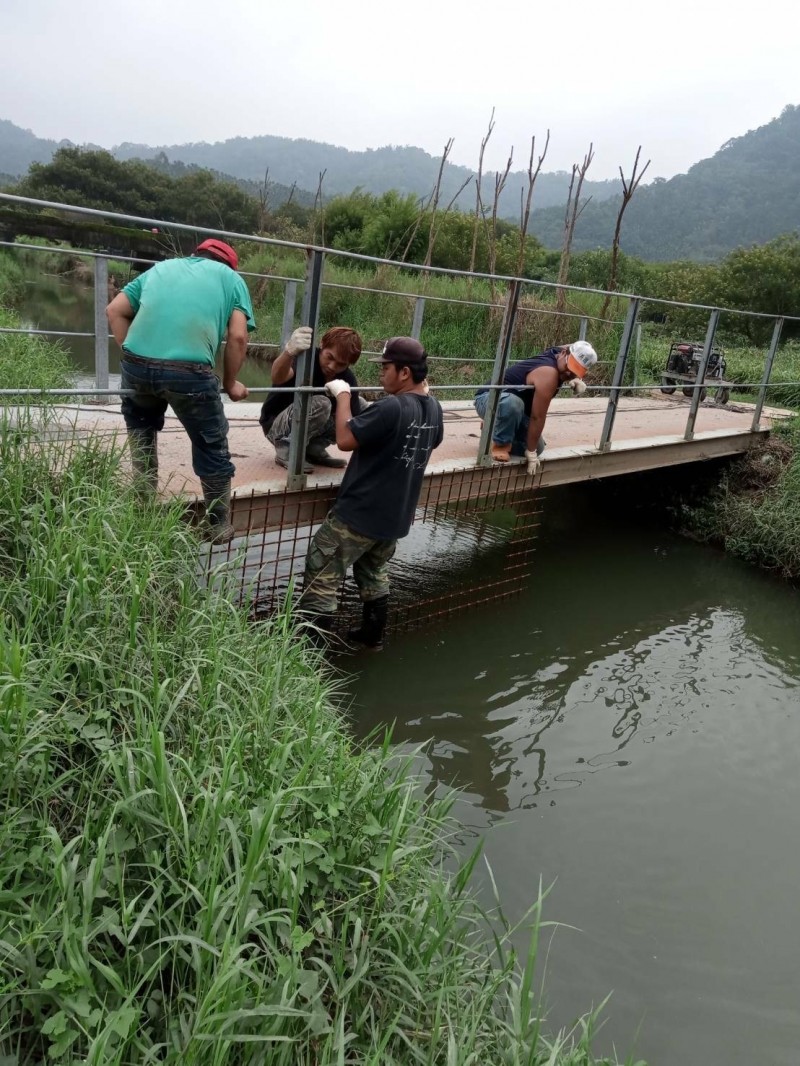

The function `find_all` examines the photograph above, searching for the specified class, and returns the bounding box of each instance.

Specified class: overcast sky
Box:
[3,0,796,181]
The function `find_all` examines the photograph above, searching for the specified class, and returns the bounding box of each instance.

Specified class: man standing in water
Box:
[301,337,444,650]
[474,340,597,474]
[106,238,255,542]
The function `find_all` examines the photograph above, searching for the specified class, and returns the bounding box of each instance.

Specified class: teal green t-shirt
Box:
[122,257,256,365]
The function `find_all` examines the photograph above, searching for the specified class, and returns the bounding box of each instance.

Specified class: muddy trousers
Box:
[300,513,397,616]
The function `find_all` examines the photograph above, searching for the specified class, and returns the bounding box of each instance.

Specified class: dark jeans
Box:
[474,391,546,457]
[120,356,234,479]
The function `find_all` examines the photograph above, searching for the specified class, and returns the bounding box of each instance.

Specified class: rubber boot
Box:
[305,612,337,649]
[347,596,389,651]
[306,441,346,468]
[274,440,312,473]
[200,475,235,544]
[128,429,158,498]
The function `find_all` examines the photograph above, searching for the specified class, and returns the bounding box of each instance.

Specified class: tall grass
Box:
[0,412,634,1064]
[238,248,623,394]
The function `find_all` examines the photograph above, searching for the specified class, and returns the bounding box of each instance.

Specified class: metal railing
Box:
[1,193,796,490]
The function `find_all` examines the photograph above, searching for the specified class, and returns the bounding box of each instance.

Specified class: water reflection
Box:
[346,492,800,1065]
[348,494,800,820]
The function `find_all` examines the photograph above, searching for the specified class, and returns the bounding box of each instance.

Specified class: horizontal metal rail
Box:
[2,381,795,398]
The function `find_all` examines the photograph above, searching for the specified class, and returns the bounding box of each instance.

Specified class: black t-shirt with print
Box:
[333,392,444,540]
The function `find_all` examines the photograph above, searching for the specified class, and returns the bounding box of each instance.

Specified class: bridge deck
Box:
[43,392,787,531]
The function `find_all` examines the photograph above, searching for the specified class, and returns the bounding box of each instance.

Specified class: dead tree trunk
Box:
[488,147,514,300]
[516,130,550,276]
[312,169,327,244]
[600,146,650,321]
[258,166,271,234]
[469,109,495,280]
[555,143,594,316]
[423,139,454,269]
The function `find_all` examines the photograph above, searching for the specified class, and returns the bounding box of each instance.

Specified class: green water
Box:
[15,269,275,390]
[346,490,800,1066]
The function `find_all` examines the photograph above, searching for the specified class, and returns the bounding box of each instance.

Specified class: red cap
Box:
[194,238,238,270]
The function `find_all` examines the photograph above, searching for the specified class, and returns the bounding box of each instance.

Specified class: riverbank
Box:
[678,415,800,579]
[0,403,635,1063]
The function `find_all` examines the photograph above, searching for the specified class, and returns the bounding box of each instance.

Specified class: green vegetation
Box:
[0,414,634,1064]
[508,105,800,261]
[0,250,73,392]
[679,417,800,579]
[6,104,800,260]
[11,147,261,234]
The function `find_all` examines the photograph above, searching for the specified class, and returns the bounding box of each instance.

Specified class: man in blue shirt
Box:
[106,238,255,542]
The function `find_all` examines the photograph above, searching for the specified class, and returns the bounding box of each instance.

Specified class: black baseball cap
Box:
[368,337,427,365]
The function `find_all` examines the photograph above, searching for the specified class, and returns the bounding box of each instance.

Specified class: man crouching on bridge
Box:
[259,325,363,471]
[300,337,444,651]
[474,340,597,475]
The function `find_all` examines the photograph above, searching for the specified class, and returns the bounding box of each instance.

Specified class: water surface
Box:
[346,493,800,1066]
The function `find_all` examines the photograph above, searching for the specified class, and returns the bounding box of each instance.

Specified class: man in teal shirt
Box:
[106,238,255,542]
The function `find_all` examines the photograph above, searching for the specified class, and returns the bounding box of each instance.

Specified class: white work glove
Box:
[524,450,542,477]
[568,378,588,396]
[325,379,351,399]
[286,325,313,356]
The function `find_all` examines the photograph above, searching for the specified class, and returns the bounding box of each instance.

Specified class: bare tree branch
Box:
[313,169,327,244]
[258,166,271,234]
[469,108,495,278]
[556,143,594,315]
[517,129,550,275]
[423,139,454,269]
[600,146,651,319]
[488,146,514,299]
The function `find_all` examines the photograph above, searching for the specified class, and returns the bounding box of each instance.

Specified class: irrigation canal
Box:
[343,489,800,1066]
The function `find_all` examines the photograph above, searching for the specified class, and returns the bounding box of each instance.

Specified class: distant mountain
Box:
[112,135,622,216]
[2,108,799,261]
[530,105,800,260]
[0,119,100,177]
[0,119,622,215]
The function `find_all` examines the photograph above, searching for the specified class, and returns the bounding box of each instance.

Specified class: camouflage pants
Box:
[265,395,334,448]
[300,513,397,615]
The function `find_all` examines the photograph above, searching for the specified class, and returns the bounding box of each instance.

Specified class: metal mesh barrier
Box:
[202,463,542,639]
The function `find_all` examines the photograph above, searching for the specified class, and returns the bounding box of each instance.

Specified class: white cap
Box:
[566,340,598,378]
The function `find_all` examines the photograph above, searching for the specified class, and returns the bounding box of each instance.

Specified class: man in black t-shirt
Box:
[259,326,363,471]
[301,336,444,650]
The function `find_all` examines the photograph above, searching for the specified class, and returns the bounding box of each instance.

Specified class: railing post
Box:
[93,256,109,392]
[579,316,588,341]
[476,280,522,467]
[684,309,720,441]
[751,318,783,431]
[411,296,425,340]
[598,297,640,451]
[286,249,324,490]
[280,280,298,351]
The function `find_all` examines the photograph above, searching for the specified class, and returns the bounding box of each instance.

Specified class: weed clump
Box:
[681,416,800,578]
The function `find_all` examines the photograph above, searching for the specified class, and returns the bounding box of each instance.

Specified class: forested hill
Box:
[531,105,800,260]
[112,136,624,214]
[0,120,621,214]
[2,106,800,261]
